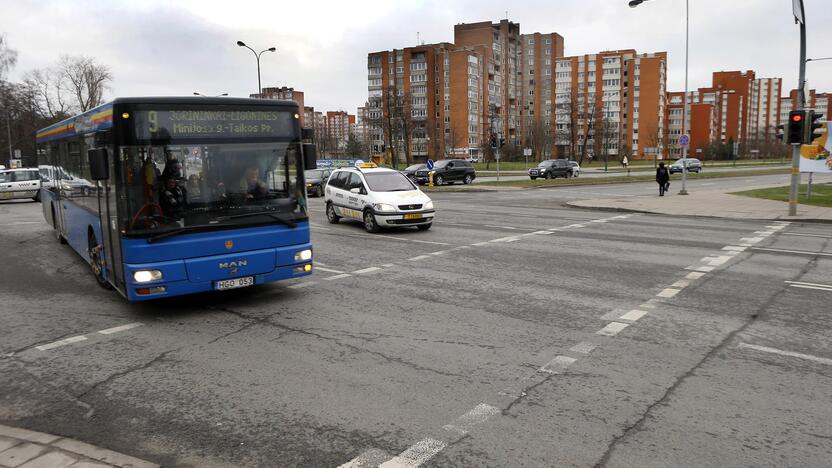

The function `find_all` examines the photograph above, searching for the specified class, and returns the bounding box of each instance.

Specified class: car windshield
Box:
[405,164,425,171]
[305,169,327,179]
[434,160,451,168]
[120,141,305,235]
[537,161,554,167]
[364,172,416,192]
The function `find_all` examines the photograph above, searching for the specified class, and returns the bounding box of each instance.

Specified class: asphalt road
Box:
[1,181,830,467]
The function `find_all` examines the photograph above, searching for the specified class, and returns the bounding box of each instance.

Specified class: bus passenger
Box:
[159,176,187,219]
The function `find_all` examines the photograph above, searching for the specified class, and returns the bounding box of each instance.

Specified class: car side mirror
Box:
[349,188,361,194]
[302,143,317,170]
[88,148,109,180]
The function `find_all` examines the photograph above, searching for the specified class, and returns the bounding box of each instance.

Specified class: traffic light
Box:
[499,137,505,148]
[809,111,825,142]
[489,133,497,149]
[776,123,786,143]
[787,110,808,144]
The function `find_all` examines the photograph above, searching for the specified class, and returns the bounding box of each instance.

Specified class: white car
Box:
[0,168,43,202]
[324,162,435,233]
[568,161,581,177]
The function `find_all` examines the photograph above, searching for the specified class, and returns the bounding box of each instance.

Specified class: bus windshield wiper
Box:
[214,210,297,228]
[146,225,215,244]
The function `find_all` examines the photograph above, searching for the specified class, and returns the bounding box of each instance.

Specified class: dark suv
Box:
[414,159,476,185]
[528,159,572,179]
[669,158,702,174]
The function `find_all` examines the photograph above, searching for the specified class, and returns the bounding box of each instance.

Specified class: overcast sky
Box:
[3,0,832,113]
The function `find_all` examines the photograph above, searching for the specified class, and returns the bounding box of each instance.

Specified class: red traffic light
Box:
[791,114,803,122]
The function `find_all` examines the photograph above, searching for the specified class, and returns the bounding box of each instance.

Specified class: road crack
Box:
[75,348,178,402]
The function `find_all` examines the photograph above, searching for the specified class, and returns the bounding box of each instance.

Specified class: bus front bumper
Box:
[125,263,313,301]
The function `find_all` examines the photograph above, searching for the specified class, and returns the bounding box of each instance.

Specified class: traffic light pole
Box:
[789,2,807,217]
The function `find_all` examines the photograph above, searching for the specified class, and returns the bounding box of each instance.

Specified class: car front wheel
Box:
[463,174,472,184]
[363,210,380,233]
[544,172,552,180]
[434,175,444,186]
[326,203,340,224]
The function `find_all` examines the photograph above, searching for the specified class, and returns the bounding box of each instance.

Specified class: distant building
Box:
[252,86,306,126]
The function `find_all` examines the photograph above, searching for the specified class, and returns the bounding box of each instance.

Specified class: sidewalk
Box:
[0,424,158,468]
[566,181,832,222]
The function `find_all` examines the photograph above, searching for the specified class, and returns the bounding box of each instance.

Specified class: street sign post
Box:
[679,134,690,146]
[427,159,435,187]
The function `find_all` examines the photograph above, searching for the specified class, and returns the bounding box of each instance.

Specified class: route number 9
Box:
[148,111,158,133]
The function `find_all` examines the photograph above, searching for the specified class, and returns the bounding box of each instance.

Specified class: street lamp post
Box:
[630,0,690,194]
[236,41,276,96]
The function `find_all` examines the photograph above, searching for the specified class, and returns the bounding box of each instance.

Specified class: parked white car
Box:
[0,168,42,202]
[568,161,581,177]
[324,162,435,233]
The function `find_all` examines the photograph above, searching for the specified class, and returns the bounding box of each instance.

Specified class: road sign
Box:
[523,148,532,156]
[426,159,434,170]
[679,135,690,146]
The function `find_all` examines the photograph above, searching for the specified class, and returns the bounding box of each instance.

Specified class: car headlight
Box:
[294,249,312,261]
[374,203,396,212]
[424,200,434,210]
[133,270,162,283]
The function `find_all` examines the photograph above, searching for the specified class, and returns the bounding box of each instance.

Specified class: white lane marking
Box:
[489,236,519,243]
[590,219,607,223]
[309,224,332,231]
[547,228,562,231]
[565,224,585,228]
[471,242,490,247]
[442,403,500,435]
[539,355,577,374]
[640,303,656,309]
[324,274,352,281]
[316,267,345,274]
[789,284,832,292]
[505,238,520,243]
[765,225,787,230]
[98,323,143,335]
[533,230,552,235]
[701,255,732,266]
[376,234,452,246]
[782,232,832,239]
[338,449,392,468]
[441,222,473,227]
[569,341,598,354]
[671,280,690,288]
[484,225,519,230]
[738,343,832,366]
[722,246,747,252]
[739,237,764,244]
[36,335,87,351]
[619,309,649,322]
[597,322,629,337]
[353,267,382,274]
[288,281,317,289]
[686,265,715,272]
[429,250,448,256]
[382,263,395,268]
[379,438,447,468]
[408,255,431,261]
[3,221,41,225]
[657,288,680,298]
[752,247,832,257]
[785,280,832,288]
[315,261,330,267]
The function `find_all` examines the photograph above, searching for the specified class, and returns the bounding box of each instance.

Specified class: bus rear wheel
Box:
[88,232,112,290]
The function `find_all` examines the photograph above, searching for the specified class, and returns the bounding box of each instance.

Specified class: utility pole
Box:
[788,0,806,217]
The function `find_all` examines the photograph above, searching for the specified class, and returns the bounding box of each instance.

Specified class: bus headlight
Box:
[294,249,312,261]
[424,200,434,210]
[133,270,162,283]
[374,203,396,212]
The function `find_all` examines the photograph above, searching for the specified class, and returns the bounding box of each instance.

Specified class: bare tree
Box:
[443,124,463,159]
[554,92,578,160]
[640,123,661,167]
[23,68,70,120]
[525,118,550,163]
[58,55,112,112]
[0,33,17,81]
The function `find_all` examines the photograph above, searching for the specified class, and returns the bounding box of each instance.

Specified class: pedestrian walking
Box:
[656,162,670,196]
[622,155,630,175]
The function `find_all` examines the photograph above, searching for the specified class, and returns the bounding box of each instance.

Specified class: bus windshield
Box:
[121,141,305,235]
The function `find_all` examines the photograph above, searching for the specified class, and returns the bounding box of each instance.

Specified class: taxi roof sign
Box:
[355,161,378,169]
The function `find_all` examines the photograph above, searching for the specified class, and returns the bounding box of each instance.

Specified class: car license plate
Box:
[530,171,538,176]
[404,213,423,220]
[215,276,254,290]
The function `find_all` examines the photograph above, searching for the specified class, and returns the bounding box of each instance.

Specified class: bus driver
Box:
[239,166,268,200]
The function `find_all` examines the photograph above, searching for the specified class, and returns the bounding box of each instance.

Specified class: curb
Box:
[0,424,159,468]
[563,200,832,223]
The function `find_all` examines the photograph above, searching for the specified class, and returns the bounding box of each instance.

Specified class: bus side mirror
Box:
[88,148,109,180]
[302,143,317,170]
[301,128,314,140]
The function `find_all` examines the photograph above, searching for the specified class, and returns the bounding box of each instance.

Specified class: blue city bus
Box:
[36,97,317,301]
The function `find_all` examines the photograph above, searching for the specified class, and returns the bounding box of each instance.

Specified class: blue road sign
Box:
[679,134,690,146]
[426,159,435,170]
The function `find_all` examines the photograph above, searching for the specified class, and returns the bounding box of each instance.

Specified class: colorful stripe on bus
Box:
[36,102,114,144]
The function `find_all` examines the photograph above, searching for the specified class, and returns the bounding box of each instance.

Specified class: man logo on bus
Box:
[225,240,233,249]
[219,260,247,269]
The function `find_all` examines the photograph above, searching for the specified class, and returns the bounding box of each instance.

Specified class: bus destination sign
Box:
[132,109,296,140]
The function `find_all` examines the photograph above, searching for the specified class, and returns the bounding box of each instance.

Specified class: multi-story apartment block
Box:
[251,86,306,126]
[554,50,667,160]
[749,77,782,142]
[665,91,716,158]
[325,111,354,151]
[517,32,565,155]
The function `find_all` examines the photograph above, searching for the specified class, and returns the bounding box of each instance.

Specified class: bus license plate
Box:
[404,213,423,220]
[215,276,254,290]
